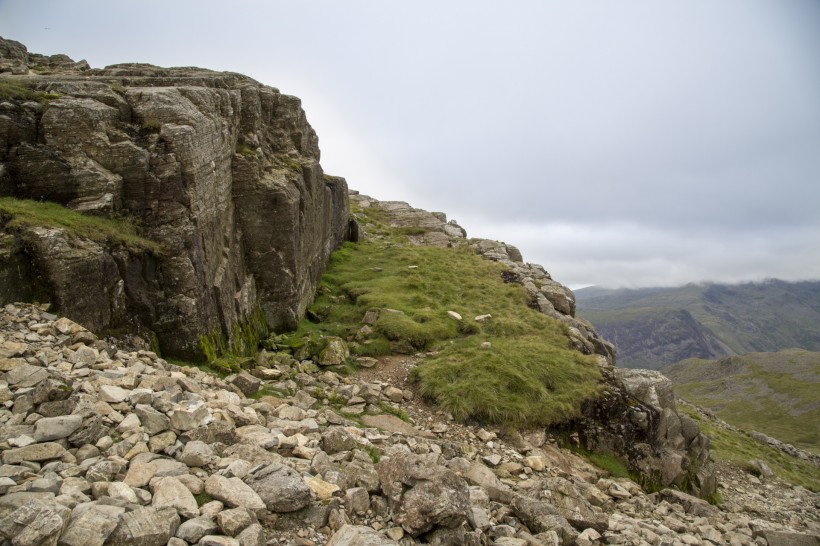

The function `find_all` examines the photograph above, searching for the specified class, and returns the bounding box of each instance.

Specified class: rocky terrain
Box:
[0,36,349,358]
[1,302,818,546]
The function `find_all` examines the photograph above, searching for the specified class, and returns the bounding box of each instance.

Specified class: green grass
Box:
[249,385,281,400]
[142,118,162,133]
[0,197,161,253]
[0,79,61,102]
[378,402,409,422]
[194,492,214,506]
[586,452,631,479]
[235,142,256,157]
[667,350,820,453]
[359,445,381,464]
[284,202,601,428]
[680,405,820,491]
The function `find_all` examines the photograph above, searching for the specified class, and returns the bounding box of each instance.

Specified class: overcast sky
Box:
[2,0,819,288]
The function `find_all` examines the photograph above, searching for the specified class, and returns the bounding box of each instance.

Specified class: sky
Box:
[2,0,819,289]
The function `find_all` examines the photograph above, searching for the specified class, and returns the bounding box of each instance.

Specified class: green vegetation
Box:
[360,444,381,464]
[283,201,601,428]
[666,350,820,453]
[142,118,162,133]
[378,402,409,422]
[110,82,126,95]
[586,452,631,479]
[680,405,820,491]
[0,197,161,253]
[0,79,61,102]
[283,158,302,173]
[249,385,281,400]
[235,142,256,157]
[198,304,269,369]
[193,492,214,506]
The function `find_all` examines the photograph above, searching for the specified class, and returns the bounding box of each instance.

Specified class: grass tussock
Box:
[285,204,601,427]
[0,197,161,253]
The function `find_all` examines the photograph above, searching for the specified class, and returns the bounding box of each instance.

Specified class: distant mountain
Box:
[575,280,820,369]
[664,349,820,453]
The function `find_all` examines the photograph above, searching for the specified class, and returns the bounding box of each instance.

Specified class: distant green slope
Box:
[575,280,820,369]
[665,349,820,454]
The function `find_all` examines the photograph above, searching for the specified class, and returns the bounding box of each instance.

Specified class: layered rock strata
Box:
[0,37,348,357]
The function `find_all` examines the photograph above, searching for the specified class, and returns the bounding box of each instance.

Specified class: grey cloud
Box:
[1,0,818,288]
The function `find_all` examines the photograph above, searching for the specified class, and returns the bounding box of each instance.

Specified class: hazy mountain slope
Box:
[665,349,820,454]
[575,280,820,369]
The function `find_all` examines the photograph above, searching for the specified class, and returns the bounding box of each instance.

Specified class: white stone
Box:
[98,384,130,403]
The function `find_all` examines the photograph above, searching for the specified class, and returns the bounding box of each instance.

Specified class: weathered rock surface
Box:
[0,37,349,358]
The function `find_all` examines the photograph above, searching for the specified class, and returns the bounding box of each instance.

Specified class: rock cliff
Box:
[0,37,349,358]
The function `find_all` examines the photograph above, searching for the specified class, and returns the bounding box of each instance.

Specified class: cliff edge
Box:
[0,37,349,358]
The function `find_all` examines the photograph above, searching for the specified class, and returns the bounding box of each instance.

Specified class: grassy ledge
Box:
[0,197,161,253]
[283,202,602,428]
[0,79,61,102]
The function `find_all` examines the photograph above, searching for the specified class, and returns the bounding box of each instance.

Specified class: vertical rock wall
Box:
[0,39,348,358]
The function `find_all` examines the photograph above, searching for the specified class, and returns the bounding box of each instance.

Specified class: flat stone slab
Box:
[2,442,67,464]
[361,414,434,439]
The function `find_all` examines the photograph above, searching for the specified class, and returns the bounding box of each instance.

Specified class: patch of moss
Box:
[198,304,269,368]
[235,142,256,157]
[142,118,162,133]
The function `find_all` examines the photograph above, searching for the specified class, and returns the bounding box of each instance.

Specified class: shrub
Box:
[142,118,162,133]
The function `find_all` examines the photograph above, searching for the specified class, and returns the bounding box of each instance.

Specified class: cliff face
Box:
[0,38,349,357]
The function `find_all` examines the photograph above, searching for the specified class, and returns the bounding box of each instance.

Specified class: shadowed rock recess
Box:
[0,37,349,358]
[1,38,818,546]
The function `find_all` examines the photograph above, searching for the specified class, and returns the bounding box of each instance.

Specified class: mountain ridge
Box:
[576,280,820,369]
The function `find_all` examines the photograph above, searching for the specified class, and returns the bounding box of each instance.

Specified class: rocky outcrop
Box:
[1,303,818,545]
[349,192,717,498]
[578,369,715,496]
[0,37,348,357]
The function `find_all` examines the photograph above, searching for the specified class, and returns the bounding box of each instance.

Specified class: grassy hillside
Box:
[279,202,602,427]
[575,281,820,369]
[665,350,820,454]
[679,402,820,491]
